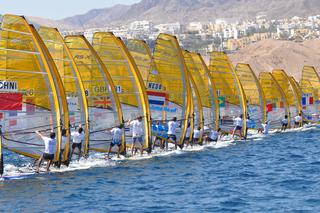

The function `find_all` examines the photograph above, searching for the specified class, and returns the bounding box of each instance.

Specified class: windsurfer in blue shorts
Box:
[128,116,144,156]
[232,114,244,140]
[107,124,123,159]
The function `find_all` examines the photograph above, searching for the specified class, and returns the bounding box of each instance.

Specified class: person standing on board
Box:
[232,114,244,140]
[70,125,85,161]
[106,124,123,159]
[167,117,181,150]
[35,130,57,173]
[185,122,192,147]
[60,129,68,158]
[294,112,302,128]
[152,121,163,150]
[281,115,289,131]
[192,127,202,146]
[128,116,144,156]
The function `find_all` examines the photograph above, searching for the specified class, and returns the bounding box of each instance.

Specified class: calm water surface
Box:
[1,128,320,212]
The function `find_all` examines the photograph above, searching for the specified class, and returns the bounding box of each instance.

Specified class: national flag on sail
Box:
[147,91,167,106]
[26,98,36,115]
[302,96,314,106]
[218,97,226,107]
[93,97,112,109]
[266,103,273,112]
[302,97,307,106]
[0,93,22,110]
[309,97,314,105]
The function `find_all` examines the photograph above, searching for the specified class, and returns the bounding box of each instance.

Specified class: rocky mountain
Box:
[229,39,320,80]
[28,0,320,29]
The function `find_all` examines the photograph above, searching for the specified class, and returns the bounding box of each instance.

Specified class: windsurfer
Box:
[127,116,144,156]
[258,121,269,134]
[232,114,244,140]
[167,117,181,150]
[35,130,57,173]
[281,115,289,131]
[106,124,123,159]
[294,112,302,128]
[70,125,85,161]
[204,128,221,144]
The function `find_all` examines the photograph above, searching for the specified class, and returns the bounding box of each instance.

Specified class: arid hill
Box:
[229,39,320,80]
[27,0,320,30]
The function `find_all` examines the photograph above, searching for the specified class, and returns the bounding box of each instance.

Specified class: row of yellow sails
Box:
[0,14,320,170]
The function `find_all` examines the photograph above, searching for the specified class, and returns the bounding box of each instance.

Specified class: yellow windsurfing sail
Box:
[0,15,68,161]
[126,39,168,143]
[152,34,192,145]
[208,51,247,136]
[184,50,222,142]
[188,75,203,144]
[65,35,124,152]
[92,32,151,151]
[38,27,90,156]
[236,63,266,129]
[272,69,301,127]
[300,66,320,122]
[259,72,289,128]
[184,52,219,131]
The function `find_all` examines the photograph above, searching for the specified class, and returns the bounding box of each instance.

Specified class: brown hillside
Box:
[229,39,320,80]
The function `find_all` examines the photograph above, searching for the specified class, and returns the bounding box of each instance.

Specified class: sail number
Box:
[115,85,122,93]
[148,82,162,91]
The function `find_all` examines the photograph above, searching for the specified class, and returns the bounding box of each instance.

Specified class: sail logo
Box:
[0,81,18,92]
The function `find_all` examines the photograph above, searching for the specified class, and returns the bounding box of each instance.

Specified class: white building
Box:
[154,22,181,34]
[186,22,203,32]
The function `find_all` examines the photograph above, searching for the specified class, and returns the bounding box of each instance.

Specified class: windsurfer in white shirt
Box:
[60,129,68,157]
[204,128,221,144]
[232,114,244,140]
[107,124,123,159]
[192,127,202,146]
[127,116,144,156]
[258,121,269,134]
[294,112,302,128]
[167,117,181,150]
[35,130,57,173]
[70,125,85,161]
[185,122,192,147]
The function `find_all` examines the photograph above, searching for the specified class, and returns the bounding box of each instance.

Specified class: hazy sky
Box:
[0,0,140,20]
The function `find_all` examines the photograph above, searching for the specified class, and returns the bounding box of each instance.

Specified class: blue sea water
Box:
[1,128,320,212]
